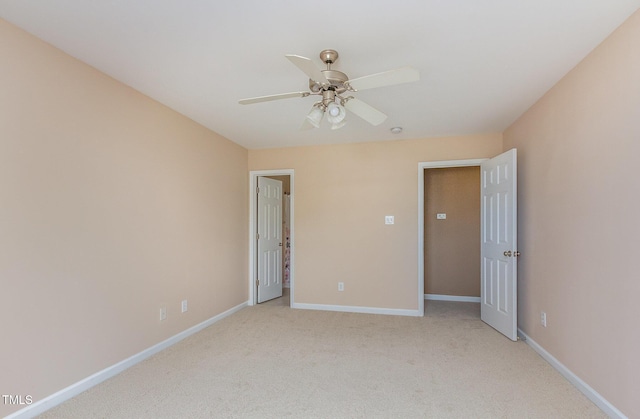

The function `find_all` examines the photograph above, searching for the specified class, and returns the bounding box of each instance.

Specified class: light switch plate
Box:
[436,213,447,220]
[385,216,394,225]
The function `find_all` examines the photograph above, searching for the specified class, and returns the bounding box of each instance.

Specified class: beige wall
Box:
[424,167,480,297]
[0,19,248,417]
[504,9,640,418]
[249,135,502,310]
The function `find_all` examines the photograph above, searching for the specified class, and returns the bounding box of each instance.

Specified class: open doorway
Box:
[423,165,481,320]
[424,166,481,302]
[418,151,518,341]
[417,159,485,315]
[249,170,294,307]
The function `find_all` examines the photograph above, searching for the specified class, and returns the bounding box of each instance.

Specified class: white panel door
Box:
[257,177,283,303]
[481,149,518,341]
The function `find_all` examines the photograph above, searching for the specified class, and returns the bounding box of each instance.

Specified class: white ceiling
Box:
[1,1,639,149]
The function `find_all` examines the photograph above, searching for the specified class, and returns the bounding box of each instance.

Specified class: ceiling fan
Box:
[238,49,420,130]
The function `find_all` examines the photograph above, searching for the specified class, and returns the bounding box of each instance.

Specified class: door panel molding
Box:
[481,149,518,340]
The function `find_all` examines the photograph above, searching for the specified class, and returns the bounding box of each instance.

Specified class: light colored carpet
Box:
[39,293,604,418]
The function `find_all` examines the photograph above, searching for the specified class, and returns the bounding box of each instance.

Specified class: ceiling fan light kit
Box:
[305,105,324,128]
[326,102,346,124]
[239,49,419,131]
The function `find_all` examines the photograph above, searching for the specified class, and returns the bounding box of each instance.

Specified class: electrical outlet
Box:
[541,311,547,327]
[338,282,344,292]
[160,307,167,321]
[181,300,188,313]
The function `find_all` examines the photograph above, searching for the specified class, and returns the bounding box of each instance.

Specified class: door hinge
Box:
[256,186,260,194]
[257,233,260,240]
[256,279,259,286]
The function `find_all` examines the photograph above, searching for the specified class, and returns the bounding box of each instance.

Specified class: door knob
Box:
[514,251,521,257]
[504,250,512,257]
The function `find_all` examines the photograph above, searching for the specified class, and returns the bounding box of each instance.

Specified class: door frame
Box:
[249,169,294,306]
[418,159,486,314]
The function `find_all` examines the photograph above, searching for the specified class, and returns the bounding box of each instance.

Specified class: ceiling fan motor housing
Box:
[309,69,349,94]
[308,49,349,94]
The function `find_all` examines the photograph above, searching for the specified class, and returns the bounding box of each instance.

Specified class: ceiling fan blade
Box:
[346,66,420,91]
[285,54,330,86]
[239,91,308,105]
[344,98,387,126]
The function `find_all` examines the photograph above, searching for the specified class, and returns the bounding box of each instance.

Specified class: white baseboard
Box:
[6,301,249,419]
[425,294,481,303]
[292,302,421,317]
[517,329,627,419]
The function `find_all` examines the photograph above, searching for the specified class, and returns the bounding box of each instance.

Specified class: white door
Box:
[257,177,283,303]
[481,149,518,341]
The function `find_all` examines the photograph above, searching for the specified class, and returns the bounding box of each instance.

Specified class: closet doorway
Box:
[417,159,485,315]
[424,166,481,303]
[418,151,519,341]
